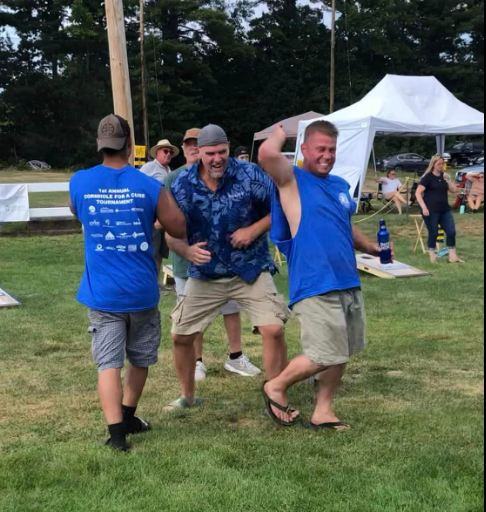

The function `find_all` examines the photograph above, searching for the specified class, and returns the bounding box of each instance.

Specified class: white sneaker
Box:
[224,355,262,377]
[195,361,207,382]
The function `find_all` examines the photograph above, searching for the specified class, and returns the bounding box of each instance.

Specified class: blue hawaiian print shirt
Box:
[171,158,277,283]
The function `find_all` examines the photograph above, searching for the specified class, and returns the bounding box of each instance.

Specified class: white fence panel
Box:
[0,182,74,221]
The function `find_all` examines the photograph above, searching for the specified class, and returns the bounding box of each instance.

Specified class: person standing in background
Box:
[140,139,180,280]
[235,146,251,162]
[416,155,465,264]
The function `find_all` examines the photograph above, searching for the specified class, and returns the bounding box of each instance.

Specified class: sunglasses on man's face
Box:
[162,149,173,156]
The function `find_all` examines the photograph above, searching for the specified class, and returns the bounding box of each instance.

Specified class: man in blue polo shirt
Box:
[164,125,290,411]
[69,114,186,451]
[259,121,393,430]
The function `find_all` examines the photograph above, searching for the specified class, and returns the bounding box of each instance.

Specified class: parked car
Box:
[376,153,431,175]
[445,141,484,168]
[455,162,484,185]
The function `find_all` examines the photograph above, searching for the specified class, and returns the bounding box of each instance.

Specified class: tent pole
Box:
[372,145,378,176]
[250,140,256,163]
[330,0,337,114]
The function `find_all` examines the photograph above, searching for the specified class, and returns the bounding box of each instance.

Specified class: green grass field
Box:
[0,213,483,512]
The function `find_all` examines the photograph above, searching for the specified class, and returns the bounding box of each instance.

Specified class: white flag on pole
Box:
[0,184,30,222]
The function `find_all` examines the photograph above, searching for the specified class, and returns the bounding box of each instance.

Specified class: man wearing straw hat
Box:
[141,139,180,182]
[141,139,180,278]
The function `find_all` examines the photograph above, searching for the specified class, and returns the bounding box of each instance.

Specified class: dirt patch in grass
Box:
[424,376,485,397]
[457,220,485,240]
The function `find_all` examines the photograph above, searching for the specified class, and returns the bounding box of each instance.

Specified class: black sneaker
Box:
[125,416,152,436]
[105,438,130,453]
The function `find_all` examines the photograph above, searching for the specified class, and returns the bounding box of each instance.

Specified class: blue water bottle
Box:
[378,219,392,265]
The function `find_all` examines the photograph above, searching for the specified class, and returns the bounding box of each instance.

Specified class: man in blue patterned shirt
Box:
[165,125,290,411]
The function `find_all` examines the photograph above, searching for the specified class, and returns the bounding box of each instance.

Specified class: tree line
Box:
[0,0,484,169]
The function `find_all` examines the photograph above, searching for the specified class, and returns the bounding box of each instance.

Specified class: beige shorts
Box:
[171,272,291,336]
[293,289,366,367]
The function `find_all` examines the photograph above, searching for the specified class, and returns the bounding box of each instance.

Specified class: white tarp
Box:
[295,75,485,200]
[0,184,30,222]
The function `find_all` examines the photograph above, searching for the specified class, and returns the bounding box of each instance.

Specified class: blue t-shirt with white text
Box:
[70,165,162,312]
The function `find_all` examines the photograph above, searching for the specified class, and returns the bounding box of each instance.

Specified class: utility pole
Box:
[105,0,136,165]
[330,0,336,114]
[140,0,150,152]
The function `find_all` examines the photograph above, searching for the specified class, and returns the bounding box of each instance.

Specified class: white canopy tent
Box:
[295,75,485,200]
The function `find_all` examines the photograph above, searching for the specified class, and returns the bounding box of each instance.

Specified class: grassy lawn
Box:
[0,213,483,512]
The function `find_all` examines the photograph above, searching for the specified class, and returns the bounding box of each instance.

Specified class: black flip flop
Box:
[261,381,301,427]
[305,421,351,432]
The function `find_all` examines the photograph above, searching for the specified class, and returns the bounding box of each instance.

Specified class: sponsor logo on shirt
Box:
[128,245,137,253]
[105,232,116,241]
[140,242,149,252]
[117,233,131,240]
[89,220,100,227]
[132,232,145,239]
[132,207,145,213]
[89,206,97,216]
[91,234,103,239]
[339,193,351,209]
[95,244,104,252]
[133,220,142,226]
[101,207,114,214]
[105,219,111,226]
[105,246,116,251]
[117,245,126,253]
[116,221,132,227]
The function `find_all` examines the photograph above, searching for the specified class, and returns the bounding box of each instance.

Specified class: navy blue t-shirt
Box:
[70,165,162,312]
[271,167,361,307]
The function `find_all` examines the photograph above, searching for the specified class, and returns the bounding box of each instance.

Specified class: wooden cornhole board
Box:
[0,286,21,307]
[356,254,432,279]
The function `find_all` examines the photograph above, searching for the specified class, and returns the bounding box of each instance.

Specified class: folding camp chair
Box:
[377,183,399,214]
[358,192,375,214]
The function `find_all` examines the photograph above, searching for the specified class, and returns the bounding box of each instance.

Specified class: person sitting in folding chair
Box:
[376,171,408,215]
[466,171,485,213]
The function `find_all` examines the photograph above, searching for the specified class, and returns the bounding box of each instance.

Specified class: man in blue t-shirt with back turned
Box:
[259,121,394,430]
[69,114,186,452]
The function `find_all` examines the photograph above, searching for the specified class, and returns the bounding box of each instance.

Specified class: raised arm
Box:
[259,126,301,238]
[259,126,296,188]
[444,173,458,194]
[156,188,187,239]
[467,173,481,182]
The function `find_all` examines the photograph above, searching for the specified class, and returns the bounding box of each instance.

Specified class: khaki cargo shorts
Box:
[171,272,291,336]
[293,289,366,367]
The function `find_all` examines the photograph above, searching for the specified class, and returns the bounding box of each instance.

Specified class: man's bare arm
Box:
[259,126,302,238]
[258,126,296,188]
[165,233,212,266]
[231,214,271,250]
[156,189,187,239]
